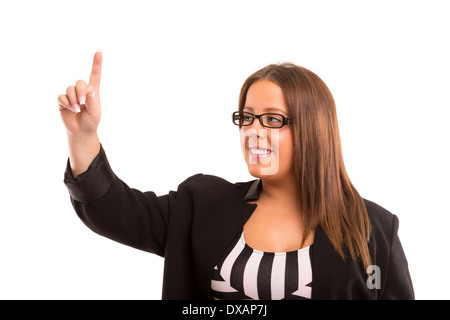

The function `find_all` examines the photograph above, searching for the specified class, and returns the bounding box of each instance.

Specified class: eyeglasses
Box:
[232,111,292,128]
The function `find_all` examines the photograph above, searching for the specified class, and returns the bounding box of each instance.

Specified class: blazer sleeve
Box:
[380,214,415,299]
[63,143,201,257]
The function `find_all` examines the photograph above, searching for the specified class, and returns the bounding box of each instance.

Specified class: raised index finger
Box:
[88,50,102,90]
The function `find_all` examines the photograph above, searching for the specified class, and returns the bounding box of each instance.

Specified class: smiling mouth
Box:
[248,147,272,158]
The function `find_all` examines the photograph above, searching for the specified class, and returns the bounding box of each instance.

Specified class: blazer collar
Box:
[243,179,262,202]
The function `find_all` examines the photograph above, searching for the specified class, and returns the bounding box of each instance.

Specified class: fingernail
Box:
[79,95,86,105]
[73,103,81,113]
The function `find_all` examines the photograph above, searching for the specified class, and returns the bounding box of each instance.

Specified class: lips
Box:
[248,146,272,161]
[249,147,271,155]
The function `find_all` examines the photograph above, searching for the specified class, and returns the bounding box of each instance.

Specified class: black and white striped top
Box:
[211,230,313,300]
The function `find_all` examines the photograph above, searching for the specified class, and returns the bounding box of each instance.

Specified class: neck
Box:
[259,174,300,206]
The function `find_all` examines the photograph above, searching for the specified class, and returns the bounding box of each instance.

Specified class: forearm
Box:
[63,143,170,256]
[67,132,101,179]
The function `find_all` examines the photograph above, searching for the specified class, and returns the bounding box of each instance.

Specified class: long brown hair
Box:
[239,63,372,273]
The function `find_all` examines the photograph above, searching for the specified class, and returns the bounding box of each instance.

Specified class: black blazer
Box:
[63,144,414,300]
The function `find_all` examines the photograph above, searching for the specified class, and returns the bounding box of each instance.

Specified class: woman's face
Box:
[240,79,295,182]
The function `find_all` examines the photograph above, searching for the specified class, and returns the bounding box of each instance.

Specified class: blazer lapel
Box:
[194,179,259,299]
[310,225,339,299]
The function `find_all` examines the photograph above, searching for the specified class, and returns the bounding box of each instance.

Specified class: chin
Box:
[247,163,281,180]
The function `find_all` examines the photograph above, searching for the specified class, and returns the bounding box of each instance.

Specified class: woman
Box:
[59,51,414,299]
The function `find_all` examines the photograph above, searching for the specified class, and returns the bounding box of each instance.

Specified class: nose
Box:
[248,117,267,139]
[242,125,267,152]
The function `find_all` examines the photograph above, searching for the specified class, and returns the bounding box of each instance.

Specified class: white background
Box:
[0,0,449,300]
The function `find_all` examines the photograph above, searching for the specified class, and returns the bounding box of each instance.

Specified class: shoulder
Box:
[363,198,400,256]
[177,173,256,200]
[363,198,397,232]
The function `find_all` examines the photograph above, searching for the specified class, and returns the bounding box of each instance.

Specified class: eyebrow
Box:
[243,106,289,115]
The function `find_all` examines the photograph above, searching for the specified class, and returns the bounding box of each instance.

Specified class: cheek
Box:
[277,130,295,166]
[239,128,248,154]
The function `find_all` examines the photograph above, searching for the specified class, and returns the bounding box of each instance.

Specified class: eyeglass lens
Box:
[233,112,284,128]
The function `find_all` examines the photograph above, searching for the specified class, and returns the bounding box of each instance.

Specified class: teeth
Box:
[250,148,271,155]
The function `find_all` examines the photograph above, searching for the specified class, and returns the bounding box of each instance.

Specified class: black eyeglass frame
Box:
[232,111,293,129]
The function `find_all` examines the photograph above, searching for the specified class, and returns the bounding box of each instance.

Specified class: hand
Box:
[58,51,103,137]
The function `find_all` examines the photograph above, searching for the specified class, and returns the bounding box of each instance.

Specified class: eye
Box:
[243,115,253,122]
[267,116,282,124]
